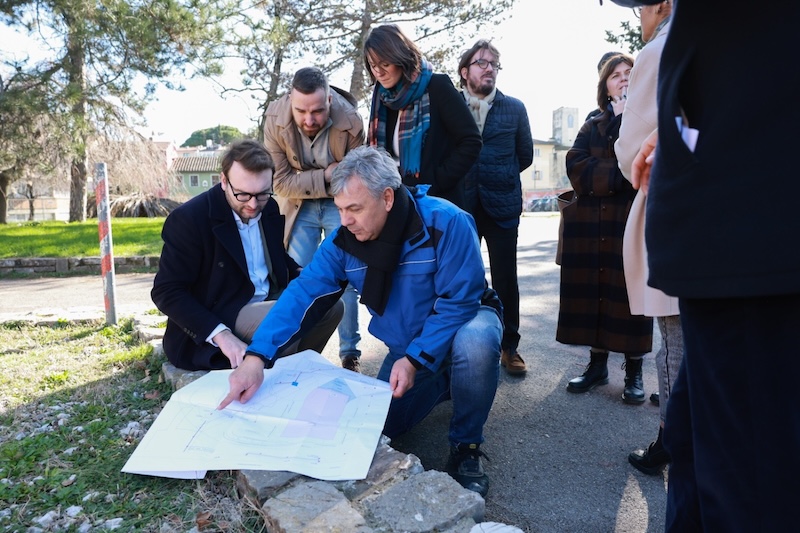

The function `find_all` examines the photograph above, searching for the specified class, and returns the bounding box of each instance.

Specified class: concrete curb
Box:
[0,255,160,276]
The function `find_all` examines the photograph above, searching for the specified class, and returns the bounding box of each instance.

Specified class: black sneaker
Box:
[445,443,490,497]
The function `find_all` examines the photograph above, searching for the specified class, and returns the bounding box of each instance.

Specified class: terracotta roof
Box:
[172,156,221,173]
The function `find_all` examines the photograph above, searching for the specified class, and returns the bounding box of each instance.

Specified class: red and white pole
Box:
[95,162,117,325]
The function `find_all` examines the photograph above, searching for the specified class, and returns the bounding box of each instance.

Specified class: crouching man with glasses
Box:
[152,139,344,371]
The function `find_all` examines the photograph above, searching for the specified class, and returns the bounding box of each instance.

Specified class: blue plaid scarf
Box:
[368,59,433,180]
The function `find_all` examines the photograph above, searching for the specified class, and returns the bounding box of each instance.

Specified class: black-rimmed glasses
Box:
[469,59,502,71]
[225,177,273,202]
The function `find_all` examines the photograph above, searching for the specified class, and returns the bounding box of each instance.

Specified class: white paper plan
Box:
[122,350,392,480]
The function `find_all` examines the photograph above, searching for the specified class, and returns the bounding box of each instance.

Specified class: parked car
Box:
[527,195,559,212]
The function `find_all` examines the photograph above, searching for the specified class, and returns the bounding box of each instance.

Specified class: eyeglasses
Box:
[598,0,647,6]
[225,177,273,202]
[469,59,502,71]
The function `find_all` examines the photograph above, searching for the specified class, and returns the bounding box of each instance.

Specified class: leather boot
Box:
[628,426,671,475]
[567,351,608,393]
[622,356,645,404]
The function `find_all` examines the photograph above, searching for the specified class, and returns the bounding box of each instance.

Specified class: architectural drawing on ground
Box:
[122,350,392,480]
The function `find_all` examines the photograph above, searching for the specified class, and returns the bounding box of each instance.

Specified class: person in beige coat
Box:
[263,67,365,371]
[614,0,679,476]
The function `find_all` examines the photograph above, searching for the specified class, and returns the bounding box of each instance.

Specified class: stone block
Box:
[19,258,53,267]
[237,470,303,505]
[55,258,69,273]
[363,470,485,532]
[261,480,372,533]
[136,326,165,342]
[175,371,207,390]
[335,438,424,501]
[161,362,207,390]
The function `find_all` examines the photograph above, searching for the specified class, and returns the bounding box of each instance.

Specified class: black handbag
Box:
[555,190,576,265]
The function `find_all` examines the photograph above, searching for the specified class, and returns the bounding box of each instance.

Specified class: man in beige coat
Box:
[263,67,365,371]
[614,0,680,476]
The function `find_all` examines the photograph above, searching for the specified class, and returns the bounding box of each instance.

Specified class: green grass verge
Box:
[0,320,264,531]
[0,218,165,259]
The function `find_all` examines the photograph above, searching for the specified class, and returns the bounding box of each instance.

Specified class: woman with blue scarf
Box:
[363,24,481,209]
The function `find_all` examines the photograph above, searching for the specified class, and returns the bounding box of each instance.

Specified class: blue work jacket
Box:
[247,186,486,372]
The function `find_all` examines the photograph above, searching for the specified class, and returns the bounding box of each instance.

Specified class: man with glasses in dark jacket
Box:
[152,140,343,371]
[457,40,533,376]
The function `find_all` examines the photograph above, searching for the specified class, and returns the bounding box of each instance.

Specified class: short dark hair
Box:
[220,139,273,177]
[291,67,329,95]
[457,39,500,88]
[597,51,621,73]
[363,24,422,85]
[596,53,634,110]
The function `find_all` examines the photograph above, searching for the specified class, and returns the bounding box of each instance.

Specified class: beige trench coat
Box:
[262,87,365,247]
[615,22,679,318]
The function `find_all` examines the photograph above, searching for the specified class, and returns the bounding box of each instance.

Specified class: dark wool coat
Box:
[647,2,800,298]
[380,74,482,210]
[151,185,302,371]
[556,109,653,354]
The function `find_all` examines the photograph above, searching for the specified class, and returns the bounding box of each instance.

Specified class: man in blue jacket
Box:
[218,145,503,497]
[458,40,533,376]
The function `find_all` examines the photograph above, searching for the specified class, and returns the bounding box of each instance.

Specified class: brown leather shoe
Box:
[341,356,360,373]
[501,349,527,375]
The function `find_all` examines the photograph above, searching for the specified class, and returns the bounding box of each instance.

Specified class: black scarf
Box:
[333,186,420,316]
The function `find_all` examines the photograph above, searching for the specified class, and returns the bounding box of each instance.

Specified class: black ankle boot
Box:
[567,352,609,393]
[622,356,645,404]
[628,426,671,475]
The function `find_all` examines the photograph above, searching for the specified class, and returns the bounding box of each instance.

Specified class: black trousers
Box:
[665,294,800,532]
[473,202,519,352]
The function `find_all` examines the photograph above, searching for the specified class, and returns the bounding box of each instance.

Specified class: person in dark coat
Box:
[457,39,533,376]
[363,24,482,210]
[608,0,800,530]
[557,53,653,403]
[151,140,343,371]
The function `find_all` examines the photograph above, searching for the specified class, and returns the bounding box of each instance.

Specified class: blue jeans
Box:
[286,198,361,359]
[377,306,502,446]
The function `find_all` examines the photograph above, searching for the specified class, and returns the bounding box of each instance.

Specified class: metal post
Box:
[95,162,117,325]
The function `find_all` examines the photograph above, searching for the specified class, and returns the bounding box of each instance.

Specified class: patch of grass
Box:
[0,321,264,531]
[0,218,165,259]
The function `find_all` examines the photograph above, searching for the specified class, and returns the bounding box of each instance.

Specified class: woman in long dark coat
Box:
[557,53,653,404]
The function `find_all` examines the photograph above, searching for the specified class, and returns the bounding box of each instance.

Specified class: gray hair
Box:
[330,146,401,199]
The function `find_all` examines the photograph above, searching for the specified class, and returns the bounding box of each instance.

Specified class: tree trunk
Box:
[66,17,89,222]
[0,171,10,224]
[349,3,373,103]
[256,44,285,144]
[69,157,88,222]
[26,181,34,221]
